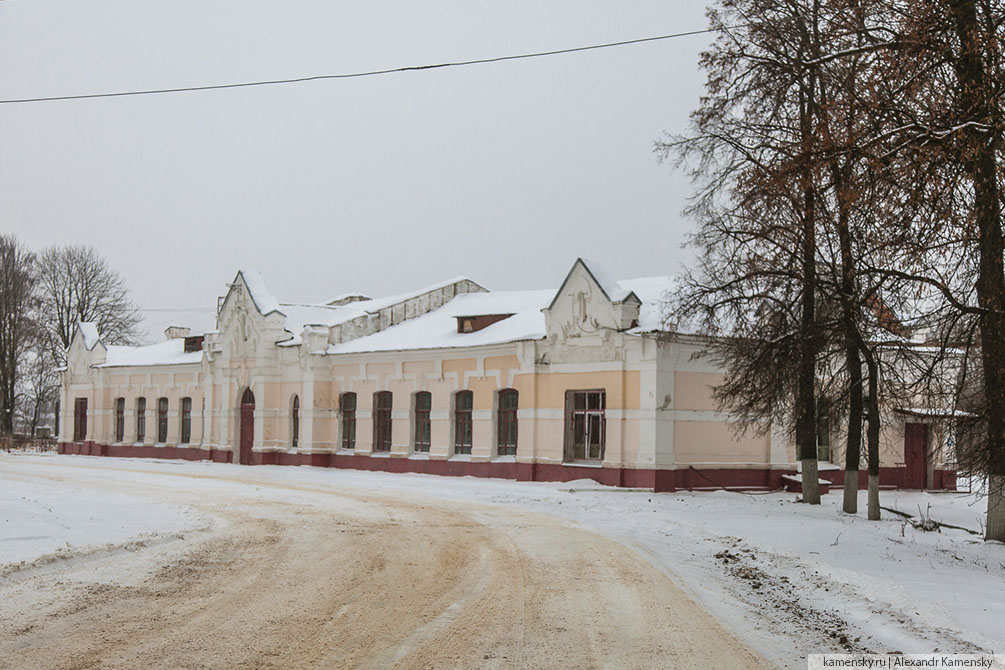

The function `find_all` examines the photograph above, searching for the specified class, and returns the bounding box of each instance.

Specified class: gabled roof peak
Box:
[547,258,641,310]
[76,322,102,351]
[233,269,282,317]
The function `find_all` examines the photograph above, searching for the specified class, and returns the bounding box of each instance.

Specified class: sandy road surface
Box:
[0,459,764,669]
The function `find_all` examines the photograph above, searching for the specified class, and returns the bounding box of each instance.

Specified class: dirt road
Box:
[0,458,764,669]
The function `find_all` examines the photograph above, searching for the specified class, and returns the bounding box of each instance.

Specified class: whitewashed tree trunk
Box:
[986,475,1005,542]
[801,458,820,504]
[868,474,880,521]
[843,471,858,514]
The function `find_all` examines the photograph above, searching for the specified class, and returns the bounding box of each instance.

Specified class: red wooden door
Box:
[240,388,255,465]
[903,423,927,489]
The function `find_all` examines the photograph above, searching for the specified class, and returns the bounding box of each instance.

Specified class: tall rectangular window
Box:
[340,392,356,450]
[454,391,473,455]
[180,397,192,444]
[373,391,392,452]
[136,397,146,442]
[497,389,518,456]
[115,398,125,442]
[73,397,88,442]
[157,398,169,443]
[414,392,431,452]
[291,395,300,448]
[565,390,605,461]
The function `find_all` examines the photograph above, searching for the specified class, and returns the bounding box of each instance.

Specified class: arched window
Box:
[414,392,431,452]
[242,388,255,406]
[136,397,147,442]
[114,398,125,442]
[454,391,473,455]
[497,389,518,456]
[291,395,300,448]
[157,398,169,443]
[340,392,357,450]
[180,397,192,444]
[373,391,393,452]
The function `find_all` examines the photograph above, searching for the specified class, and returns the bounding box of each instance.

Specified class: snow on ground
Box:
[2,452,1003,667]
[0,458,204,571]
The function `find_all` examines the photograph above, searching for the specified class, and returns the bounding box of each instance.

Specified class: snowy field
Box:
[2,452,1003,668]
[1,469,198,568]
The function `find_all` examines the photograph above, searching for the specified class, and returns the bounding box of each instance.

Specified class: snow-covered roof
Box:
[894,407,976,419]
[445,289,555,318]
[325,277,678,355]
[163,310,219,338]
[76,322,101,350]
[109,265,677,363]
[269,275,485,346]
[347,276,482,314]
[579,257,635,303]
[97,339,203,368]
[328,289,553,355]
[237,269,281,316]
[276,303,370,346]
[620,276,677,332]
[326,292,372,306]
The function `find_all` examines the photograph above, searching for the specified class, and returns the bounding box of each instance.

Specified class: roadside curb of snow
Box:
[0,523,212,582]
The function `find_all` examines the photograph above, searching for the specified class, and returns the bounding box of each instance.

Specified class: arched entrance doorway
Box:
[239,387,255,465]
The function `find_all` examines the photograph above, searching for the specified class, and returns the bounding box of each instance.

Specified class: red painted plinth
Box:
[54,443,957,492]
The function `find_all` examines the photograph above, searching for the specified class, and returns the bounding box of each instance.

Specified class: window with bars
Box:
[291,395,300,448]
[157,398,169,443]
[340,392,356,450]
[373,391,392,452]
[115,397,125,442]
[497,389,518,456]
[454,390,473,455]
[565,390,606,461]
[414,392,431,452]
[180,397,192,444]
[136,398,146,442]
[73,397,88,442]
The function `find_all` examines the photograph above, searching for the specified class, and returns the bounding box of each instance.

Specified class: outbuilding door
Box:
[903,422,928,489]
[239,388,255,465]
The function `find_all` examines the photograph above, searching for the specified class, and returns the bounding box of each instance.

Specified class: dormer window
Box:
[183,336,204,353]
[455,314,514,334]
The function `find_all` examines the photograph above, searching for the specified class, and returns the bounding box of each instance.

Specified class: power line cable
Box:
[138,308,211,312]
[0,28,717,105]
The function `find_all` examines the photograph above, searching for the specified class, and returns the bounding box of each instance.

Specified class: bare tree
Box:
[663,0,976,520]
[848,0,1005,540]
[16,350,58,437]
[0,235,37,435]
[36,245,141,366]
[659,0,880,504]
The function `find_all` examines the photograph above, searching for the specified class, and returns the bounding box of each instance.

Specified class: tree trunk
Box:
[833,157,862,515]
[988,476,1005,541]
[865,349,881,520]
[796,57,821,505]
[843,344,863,514]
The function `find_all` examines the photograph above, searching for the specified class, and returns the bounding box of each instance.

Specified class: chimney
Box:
[164,326,191,340]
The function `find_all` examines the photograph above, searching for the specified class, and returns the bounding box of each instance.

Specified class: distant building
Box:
[58,258,956,491]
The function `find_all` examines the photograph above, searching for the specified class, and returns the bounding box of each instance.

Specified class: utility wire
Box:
[0,27,717,105]
[138,308,212,312]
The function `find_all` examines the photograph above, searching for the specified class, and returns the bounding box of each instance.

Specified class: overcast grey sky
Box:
[0,1,711,341]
